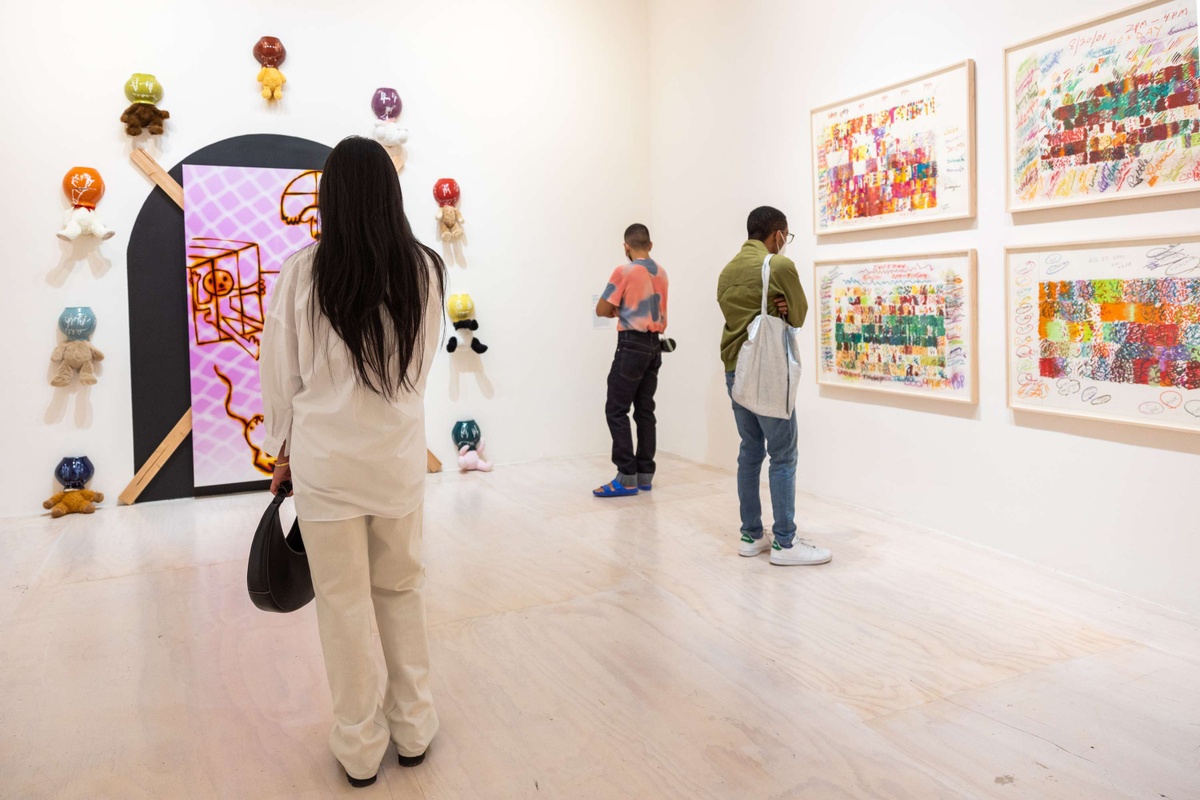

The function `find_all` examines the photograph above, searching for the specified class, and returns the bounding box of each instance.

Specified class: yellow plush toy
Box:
[44,489,105,518]
[254,37,287,100]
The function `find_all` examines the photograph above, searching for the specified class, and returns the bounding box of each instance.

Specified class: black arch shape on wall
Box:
[127,134,331,503]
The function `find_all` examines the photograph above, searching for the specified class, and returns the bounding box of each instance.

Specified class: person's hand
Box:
[270,462,293,496]
[773,297,789,317]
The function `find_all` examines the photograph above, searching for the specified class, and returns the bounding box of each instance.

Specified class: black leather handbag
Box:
[247,482,315,613]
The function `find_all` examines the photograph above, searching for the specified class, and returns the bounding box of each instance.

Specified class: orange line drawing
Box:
[213,364,275,476]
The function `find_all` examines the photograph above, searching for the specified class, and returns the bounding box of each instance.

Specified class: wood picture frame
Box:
[810,60,976,235]
[814,249,978,404]
[1005,234,1200,433]
[1004,0,1200,213]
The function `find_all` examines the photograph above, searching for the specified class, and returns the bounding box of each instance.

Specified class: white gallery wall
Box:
[0,0,650,516]
[3,0,1197,618]
[648,0,1200,615]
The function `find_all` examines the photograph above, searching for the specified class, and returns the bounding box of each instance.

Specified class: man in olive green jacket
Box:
[716,206,832,567]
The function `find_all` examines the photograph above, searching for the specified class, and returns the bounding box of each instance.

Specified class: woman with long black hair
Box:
[260,136,445,788]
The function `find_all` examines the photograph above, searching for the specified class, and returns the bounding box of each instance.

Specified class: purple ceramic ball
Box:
[371,87,402,121]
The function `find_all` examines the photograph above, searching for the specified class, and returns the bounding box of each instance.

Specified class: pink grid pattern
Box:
[183,165,319,488]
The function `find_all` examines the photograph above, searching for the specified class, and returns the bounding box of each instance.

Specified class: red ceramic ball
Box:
[433,178,460,207]
[253,36,286,68]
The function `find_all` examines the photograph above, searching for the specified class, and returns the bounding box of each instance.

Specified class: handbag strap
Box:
[760,254,773,316]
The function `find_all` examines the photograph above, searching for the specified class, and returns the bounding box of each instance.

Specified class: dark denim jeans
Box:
[606,331,662,484]
[724,371,797,546]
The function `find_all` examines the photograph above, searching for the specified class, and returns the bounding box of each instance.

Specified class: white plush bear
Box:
[372,120,409,147]
[57,207,115,242]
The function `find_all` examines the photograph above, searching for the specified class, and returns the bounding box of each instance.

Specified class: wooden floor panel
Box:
[0,454,1193,799]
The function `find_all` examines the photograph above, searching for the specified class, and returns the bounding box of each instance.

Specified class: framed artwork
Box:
[815,250,978,404]
[1006,235,1200,433]
[810,60,976,235]
[1005,0,1200,212]
[183,164,321,488]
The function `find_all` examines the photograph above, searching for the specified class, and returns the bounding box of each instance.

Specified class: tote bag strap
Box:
[760,254,773,316]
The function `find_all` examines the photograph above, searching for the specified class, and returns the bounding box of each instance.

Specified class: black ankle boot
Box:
[397,750,426,768]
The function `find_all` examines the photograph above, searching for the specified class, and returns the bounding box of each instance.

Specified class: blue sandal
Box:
[592,480,639,498]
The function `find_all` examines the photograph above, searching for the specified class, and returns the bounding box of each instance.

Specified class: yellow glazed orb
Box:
[447,294,475,323]
[125,73,163,104]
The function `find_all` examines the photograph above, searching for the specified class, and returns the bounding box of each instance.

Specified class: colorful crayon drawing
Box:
[183,164,321,488]
[1007,237,1200,433]
[815,253,977,403]
[1007,0,1200,211]
[811,61,974,234]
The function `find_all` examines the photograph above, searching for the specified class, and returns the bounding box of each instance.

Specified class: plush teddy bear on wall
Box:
[56,167,115,242]
[254,37,287,100]
[434,178,465,241]
[120,73,170,136]
[50,307,104,387]
[43,456,104,518]
[446,294,488,354]
[452,420,493,472]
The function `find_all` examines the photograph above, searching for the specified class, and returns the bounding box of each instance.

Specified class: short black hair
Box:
[747,206,788,241]
[624,223,651,250]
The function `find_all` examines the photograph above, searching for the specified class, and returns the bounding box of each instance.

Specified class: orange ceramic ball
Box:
[62,167,105,209]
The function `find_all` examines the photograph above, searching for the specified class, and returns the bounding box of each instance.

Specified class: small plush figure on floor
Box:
[446,294,488,354]
[452,420,493,472]
[254,37,287,100]
[434,178,464,241]
[56,167,115,241]
[50,307,104,387]
[371,87,408,146]
[120,73,170,136]
[44,457,104,518]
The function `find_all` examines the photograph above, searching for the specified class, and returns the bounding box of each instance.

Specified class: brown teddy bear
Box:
[50,307,104,387]
[51,340,104,386]
[44,457,104,518]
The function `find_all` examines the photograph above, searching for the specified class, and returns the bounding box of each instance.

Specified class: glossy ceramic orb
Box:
[451,420,482,450]
[253,36,287,68]
[125,73,163,105]
[58,307,97,341]
[55,456,95,490]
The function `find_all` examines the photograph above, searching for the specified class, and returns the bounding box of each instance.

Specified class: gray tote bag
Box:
[731,254,802,419]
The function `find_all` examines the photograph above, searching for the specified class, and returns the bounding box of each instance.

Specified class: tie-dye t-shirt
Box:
[601,258,669,333]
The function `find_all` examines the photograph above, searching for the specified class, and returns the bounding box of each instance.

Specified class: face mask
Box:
[776,233,788,257]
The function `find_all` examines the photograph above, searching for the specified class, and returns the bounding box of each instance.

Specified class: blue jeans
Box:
[725,372,797,546]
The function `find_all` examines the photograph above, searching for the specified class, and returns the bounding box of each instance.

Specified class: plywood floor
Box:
[1,455,1197,799]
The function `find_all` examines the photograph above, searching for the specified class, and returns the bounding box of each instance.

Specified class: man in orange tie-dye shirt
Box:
[593,224,669,497]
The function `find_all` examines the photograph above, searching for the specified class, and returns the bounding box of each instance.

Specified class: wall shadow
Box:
[448,348,494,401]
[49,238,113,286]
[442,234,468,268]
[1012,409,1200,456]
[815,215,977,248]
[1010,190,1200,228]
[817,385,981,421]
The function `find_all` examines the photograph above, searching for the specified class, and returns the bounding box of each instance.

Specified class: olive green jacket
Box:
[716,239,808,372]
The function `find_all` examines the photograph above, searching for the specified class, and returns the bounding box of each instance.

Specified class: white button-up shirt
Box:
[260,246,442,522]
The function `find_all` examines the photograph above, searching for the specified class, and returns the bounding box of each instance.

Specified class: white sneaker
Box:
[769,538,832,566]
[738,533,771,557]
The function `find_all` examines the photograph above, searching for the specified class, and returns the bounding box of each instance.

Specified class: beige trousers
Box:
[300,506,438,780]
